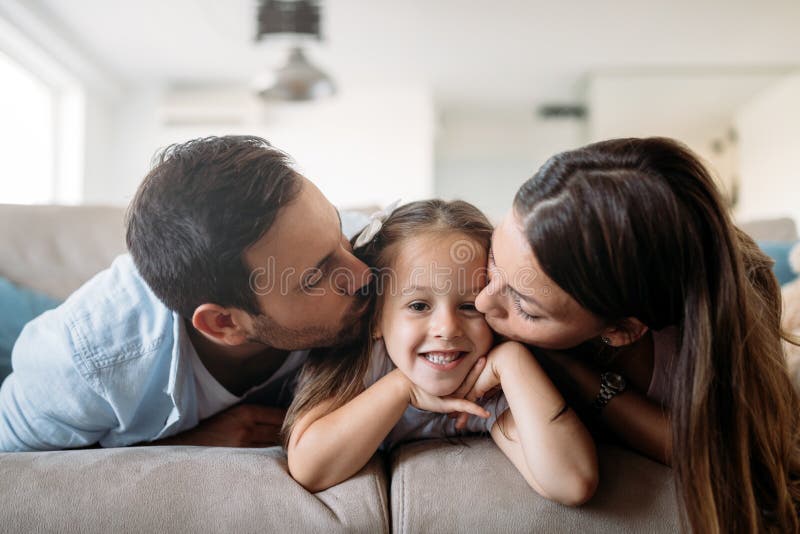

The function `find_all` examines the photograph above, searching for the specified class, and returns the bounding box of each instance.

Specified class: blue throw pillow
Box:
[0,278,61,383]
[757,241,799,286]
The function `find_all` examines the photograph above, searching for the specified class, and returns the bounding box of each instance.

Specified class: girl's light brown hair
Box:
[282,199,493,446]
[514,137,800,533]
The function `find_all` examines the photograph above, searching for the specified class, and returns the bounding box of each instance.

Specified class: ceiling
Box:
[28,0,800,108]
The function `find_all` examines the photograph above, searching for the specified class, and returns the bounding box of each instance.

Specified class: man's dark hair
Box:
[125,135,302,319]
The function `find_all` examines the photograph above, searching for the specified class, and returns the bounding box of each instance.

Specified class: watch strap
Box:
[593,372,626,411]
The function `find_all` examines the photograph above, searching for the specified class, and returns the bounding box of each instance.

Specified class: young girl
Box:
[283,200,598,505]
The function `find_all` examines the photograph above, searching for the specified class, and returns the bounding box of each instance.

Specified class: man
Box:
[0,136,372,451]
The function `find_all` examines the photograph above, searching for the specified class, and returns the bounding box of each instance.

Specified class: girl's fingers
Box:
[445,398,490,419]
[467,369,499,403]
[451,357,486,399]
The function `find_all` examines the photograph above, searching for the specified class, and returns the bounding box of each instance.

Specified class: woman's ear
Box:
[601,317,649,347]
[192,303,250,345]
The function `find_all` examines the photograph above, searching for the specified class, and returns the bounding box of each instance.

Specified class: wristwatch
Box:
[593,372,627,410]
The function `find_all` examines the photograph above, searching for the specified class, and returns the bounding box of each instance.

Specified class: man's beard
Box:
[247,297,370,351]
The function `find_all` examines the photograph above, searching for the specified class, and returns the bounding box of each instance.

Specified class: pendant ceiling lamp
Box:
[255,0,336,101]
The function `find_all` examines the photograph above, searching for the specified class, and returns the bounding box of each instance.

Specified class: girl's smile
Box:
[418,350,468,370]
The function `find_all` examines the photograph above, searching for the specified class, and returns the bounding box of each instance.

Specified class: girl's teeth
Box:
[424,352,461,364]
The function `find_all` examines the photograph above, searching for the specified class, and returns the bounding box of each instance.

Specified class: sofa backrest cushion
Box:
[0,204,126,300]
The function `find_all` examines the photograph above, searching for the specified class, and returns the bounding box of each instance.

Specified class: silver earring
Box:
[601,336,612,345]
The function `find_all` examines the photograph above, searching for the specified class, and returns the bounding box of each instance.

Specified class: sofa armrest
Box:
[390,437,678,533]
[0,445,389,533]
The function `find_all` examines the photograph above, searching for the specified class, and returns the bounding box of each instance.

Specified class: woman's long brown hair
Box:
[514,137,800,532]
[282,199,493,447]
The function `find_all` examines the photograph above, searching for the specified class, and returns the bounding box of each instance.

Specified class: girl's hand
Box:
[449,356,487,400]
[454,342,529,429]
[396,370,490,419]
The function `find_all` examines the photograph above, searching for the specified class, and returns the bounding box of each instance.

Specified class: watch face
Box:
[604,373,626,390]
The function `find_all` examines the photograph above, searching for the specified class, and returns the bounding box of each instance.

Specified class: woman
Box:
[472,137,800,533]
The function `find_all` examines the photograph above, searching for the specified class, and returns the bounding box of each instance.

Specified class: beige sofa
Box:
[0,204,679,533]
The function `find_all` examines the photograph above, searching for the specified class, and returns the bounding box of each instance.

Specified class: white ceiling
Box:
[29,0,800,108]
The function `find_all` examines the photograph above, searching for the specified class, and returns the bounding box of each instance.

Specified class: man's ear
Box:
[601,317,649,347]
[191,303,250,346]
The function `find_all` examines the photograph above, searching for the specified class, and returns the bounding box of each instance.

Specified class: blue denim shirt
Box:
[0,254,263,451]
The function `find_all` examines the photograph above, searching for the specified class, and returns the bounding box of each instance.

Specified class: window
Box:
[0,50,56,204]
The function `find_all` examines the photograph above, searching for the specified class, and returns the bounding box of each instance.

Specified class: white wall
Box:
[96,84,435,210]
[435,108,587,223]
[587,72,786,206]
[90,85,162,206]
[735,74,800,226]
